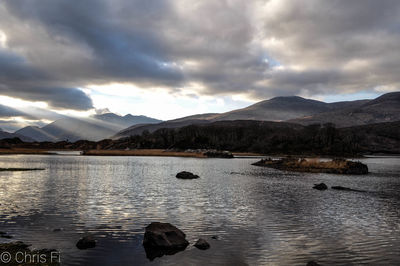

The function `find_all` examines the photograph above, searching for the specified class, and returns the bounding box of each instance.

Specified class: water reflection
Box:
[0,155,399,265]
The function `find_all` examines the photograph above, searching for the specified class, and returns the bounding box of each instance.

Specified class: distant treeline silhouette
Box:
[1,120,399,155]
[116,120,398,155]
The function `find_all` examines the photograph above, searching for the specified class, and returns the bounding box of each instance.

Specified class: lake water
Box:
[0,155,399,265]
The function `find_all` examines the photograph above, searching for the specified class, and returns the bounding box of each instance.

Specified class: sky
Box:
[1,0,400,132]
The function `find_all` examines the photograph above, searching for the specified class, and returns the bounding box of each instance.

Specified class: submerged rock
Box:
[307,261,321,266]
[0,231,12,238]
[194,238,210,250]
[143,222,189,260]
[253,157,368,175]
[313,183,328,190]
[176,171,200,179]
[331,186,366,192]
[76,235,96,249]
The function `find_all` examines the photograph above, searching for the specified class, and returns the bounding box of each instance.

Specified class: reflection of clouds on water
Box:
[0,155,399,265]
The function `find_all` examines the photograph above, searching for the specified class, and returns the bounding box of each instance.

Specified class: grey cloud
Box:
[0,0,400,107]
[0,119,48,132]
[0,104,31,118]
[0,103,64,121]
[0,48,93,110]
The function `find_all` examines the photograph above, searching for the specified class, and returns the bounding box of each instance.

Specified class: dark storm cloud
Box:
[0,0,400,107]
[3,0,183,84]
[0,48,93,110]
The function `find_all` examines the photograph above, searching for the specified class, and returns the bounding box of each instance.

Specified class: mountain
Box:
[0,128,34,142]
[113,95,373,138]
[289,92,400,127]
[93,113,161,128]
[15,126,58,142]
[212,96,331,121]
[113,119,211,139]
[16,113,162,142]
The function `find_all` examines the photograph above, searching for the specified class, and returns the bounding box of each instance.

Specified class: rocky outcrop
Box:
[76,235,96,249]
[143,222,189,260]
[203,150,233,158]
[194,238,210,250]
[176,171,200,179]
[253,157,368,175]
[313,183,328,190]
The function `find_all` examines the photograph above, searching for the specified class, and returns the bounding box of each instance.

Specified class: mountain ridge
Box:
[13,113,162,142]
[114,92,399,139]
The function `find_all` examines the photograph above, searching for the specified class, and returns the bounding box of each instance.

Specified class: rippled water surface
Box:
[0,155,399,265]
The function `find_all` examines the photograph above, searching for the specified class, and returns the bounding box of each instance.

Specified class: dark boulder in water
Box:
[0,231,12,238]
[313,183,328,190]
[143,222,189,260]
[307,261,322,266]
[76,235,96,249]
[194,238,210,250]
[176,171,200,179]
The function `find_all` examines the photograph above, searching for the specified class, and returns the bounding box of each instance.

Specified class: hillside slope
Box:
[113,95,371,138]
[290,92,400,127]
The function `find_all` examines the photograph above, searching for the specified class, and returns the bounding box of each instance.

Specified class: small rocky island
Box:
[0,168,45,172]
[253,157,368,175]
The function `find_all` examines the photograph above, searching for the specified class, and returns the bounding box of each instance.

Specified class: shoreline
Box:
[1,148,399,158]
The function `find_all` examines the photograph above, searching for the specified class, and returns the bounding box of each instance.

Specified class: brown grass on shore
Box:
[296,158,349,169]
[0,148,265,158]
[232,152,264,157]
[0,148,51,155]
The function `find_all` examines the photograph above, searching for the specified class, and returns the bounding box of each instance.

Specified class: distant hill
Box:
[289,92,400,127]
[93,113,161,128]
[212,96,331,121]
[113,95,374,138]
[113,119,211,139]
[15,113,162,142]
[15,126,58,142]
[0,128,34,142]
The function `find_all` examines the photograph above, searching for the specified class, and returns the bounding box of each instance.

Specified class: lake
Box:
[0,155,399,265]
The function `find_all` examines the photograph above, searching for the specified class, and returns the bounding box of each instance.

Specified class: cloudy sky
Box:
[1,0,399,131]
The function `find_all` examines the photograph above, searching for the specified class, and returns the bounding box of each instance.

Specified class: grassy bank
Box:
[0,148,52,155]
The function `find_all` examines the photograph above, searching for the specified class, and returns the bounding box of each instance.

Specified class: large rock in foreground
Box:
[253,157,368,175]
[143,222,189,260]
[176,171,199,179]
